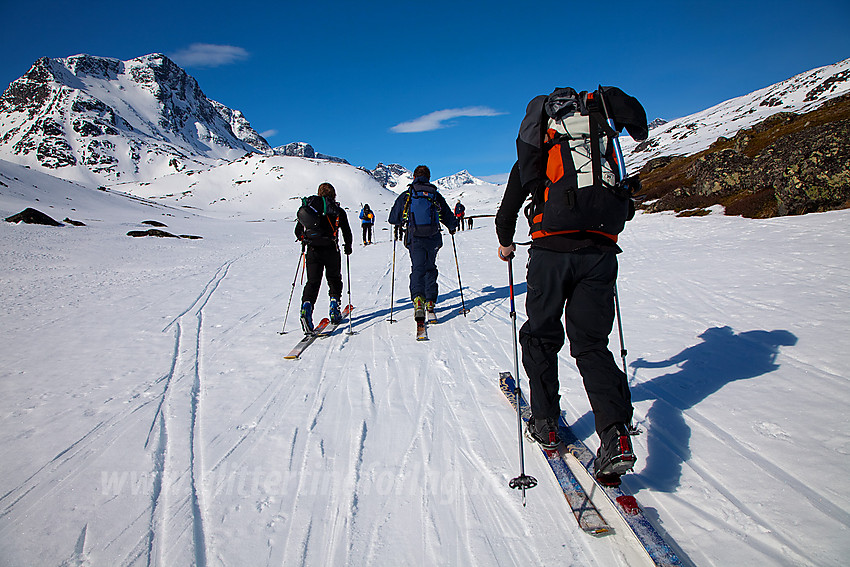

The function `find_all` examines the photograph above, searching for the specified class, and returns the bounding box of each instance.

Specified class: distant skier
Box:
[388,165,457,322]
[359,203,375,245]
[496,86,648,486]
[295,182,353,332]
[454,201,466,231]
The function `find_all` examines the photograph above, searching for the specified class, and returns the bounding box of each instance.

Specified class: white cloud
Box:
[169,43,250,68]
[259,129,278,138]
[390,106,505,133]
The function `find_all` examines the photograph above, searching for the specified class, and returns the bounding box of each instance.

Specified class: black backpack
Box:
[518,86,648,240]
[297,195,339,242]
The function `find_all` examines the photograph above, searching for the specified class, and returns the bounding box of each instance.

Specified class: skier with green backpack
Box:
[295,182,353,333]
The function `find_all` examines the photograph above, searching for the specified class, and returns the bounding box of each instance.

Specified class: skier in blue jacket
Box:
[359,204,375,244]
[388,165,457,321]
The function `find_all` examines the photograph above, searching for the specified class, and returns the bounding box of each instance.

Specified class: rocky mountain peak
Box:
[0,53,270,182]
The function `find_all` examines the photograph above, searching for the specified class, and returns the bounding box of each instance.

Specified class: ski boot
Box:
[528,416,561,450]
[300,301,314,334]
[329,297,342,325]
[413,295,426,322]
[593,423,637,485]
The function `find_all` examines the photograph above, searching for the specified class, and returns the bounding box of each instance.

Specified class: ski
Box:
[557,420,683,566]
[426,310,438,324]
[501,371,683,564]
[317,304,353,337]
[500,372,610,535]
[416,320,428,341]
[284,317,330,359]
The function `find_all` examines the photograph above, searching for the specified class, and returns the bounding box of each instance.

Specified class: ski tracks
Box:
[146,260,233,567]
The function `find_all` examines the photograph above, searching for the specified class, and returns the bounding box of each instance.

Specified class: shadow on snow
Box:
[569,326,798,493]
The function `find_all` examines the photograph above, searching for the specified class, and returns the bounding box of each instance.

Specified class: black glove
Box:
[622,175,642,195]
[344,243,352,255]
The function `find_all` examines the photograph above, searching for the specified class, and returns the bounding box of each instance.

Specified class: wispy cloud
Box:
[259,129,278,139]
[390,106,505,133]
[169,43,250,68]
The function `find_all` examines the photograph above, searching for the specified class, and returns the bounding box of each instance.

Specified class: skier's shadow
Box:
[573,326,797,492]
[350,282,526,328]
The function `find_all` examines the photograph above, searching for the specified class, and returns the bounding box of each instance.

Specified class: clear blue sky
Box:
[1,0,848,180]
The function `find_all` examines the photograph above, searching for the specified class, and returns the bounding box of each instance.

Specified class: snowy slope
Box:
[621,57,850,171]
[1,161,849,566]
[112,153,399,219]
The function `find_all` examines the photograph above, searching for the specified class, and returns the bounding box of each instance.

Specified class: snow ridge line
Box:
[147,259,233,567]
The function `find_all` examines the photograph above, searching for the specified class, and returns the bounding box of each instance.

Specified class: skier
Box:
[496,86,648,485]
[359,203,375,245]
[454,200,466,231]
[295,182,353,332]
[388,165,457,322]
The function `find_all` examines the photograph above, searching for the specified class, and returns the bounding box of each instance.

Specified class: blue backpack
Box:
[406,186,440,237]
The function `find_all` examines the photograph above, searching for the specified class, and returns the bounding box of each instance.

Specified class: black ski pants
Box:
[301,245,343,305]
[519,247,633,437]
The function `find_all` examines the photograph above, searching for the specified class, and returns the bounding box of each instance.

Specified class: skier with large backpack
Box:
[295,182,353,333]
[495,86,648,486]
[388,165,458,323]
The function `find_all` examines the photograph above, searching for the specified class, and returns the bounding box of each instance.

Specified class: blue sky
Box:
[1,0,848,180]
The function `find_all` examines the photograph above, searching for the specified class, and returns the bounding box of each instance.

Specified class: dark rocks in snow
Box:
[63,217,86,226]
[5,207,64,226]
[142,220,168,227]
[127,228,179,238]
[127,228,202,239]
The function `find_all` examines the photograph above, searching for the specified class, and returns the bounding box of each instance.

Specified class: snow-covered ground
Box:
[1,161,849,566]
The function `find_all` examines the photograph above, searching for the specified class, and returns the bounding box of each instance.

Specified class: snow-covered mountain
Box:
[433,169,492,193]
[367,162,413,191]
[621,57,850,172]
[0,53,270,185]
[272,141,348,164]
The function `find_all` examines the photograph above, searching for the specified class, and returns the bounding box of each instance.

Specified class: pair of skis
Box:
[284,304,353,359]
[415,309,438,341]
[500,372,682,566]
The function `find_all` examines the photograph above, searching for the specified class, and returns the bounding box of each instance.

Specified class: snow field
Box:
[1,173,849,565]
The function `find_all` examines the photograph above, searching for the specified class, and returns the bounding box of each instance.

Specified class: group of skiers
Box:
[293,85,649,487]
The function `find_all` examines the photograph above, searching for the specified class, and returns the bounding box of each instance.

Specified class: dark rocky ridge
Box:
[638,94,850,218]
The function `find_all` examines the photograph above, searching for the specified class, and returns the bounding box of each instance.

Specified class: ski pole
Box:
[613,281,628,374]
[388,230,398,323]
[450,232,468,315]
[613,281,641,435]
[279,244,306,334]
[506,254,537,505]
[345,252,355,335]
